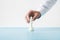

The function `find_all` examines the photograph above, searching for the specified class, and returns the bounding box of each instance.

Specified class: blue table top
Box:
[0,27,60,40]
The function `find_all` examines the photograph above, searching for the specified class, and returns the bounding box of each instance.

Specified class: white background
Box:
[0,0,60,27]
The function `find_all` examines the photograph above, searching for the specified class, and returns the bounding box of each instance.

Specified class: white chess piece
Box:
[29,17,34,32]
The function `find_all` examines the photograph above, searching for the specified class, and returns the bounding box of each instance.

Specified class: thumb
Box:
[32,14,37,21]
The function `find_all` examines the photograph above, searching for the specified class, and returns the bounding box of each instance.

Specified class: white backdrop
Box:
[0,0,60,27]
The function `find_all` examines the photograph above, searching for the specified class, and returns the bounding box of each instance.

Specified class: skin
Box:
[25,10,41,23]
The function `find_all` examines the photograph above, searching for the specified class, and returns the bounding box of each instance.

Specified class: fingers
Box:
[25,10,33,23]
[25,14,30,23]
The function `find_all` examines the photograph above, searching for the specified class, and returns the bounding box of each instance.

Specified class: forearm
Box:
[40,0,57,16]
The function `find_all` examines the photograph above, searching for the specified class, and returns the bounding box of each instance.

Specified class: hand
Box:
[25,10,41,23]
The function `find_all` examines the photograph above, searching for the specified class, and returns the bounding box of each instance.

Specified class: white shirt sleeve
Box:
[40,0,57,16]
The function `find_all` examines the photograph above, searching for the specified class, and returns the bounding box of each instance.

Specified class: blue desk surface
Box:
[0,27,60,40]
